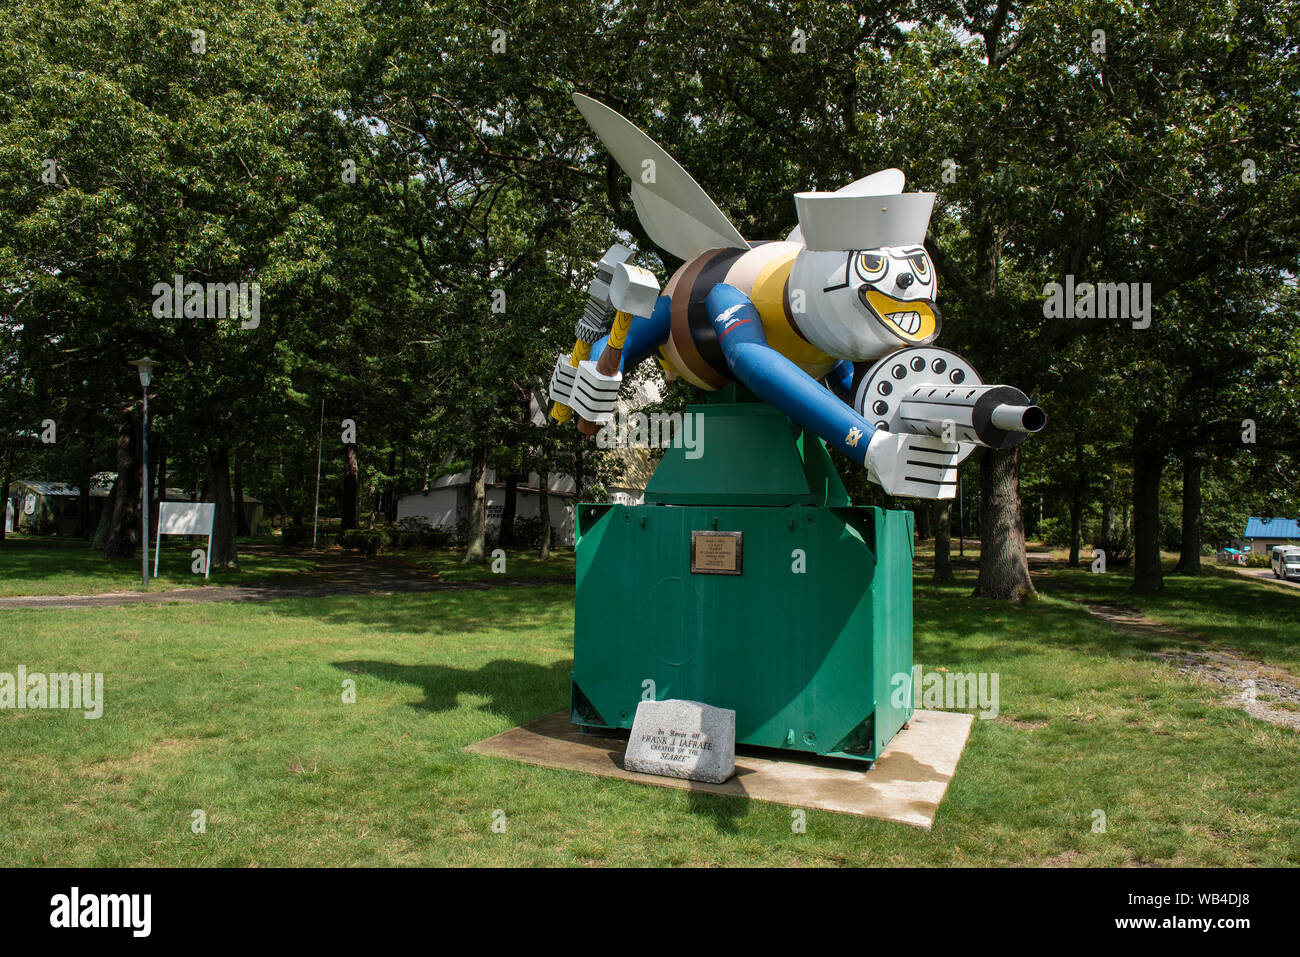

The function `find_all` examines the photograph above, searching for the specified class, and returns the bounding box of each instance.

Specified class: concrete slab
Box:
[465,709,973,829]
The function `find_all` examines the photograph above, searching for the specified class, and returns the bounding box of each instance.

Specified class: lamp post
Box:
[129,359,160,588]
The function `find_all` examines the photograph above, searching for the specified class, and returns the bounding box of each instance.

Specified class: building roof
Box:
[12,480,259,504]
[1244,517,1300,539]
[13,480,89,497]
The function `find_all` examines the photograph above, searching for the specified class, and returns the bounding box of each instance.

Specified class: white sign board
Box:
[154,502,216,579]
[158,502,215,536]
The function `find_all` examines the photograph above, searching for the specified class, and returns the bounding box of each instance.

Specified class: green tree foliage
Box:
[1,0,1296,600]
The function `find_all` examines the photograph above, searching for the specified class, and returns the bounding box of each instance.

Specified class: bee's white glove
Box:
[865,431,973,500]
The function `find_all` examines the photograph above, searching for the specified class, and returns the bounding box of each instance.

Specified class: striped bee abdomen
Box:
[662,242,834,391]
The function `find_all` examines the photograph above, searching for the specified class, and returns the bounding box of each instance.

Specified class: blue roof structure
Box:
[1244,517,1300,539]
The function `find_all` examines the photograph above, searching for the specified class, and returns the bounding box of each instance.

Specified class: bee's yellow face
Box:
[790,246,942,361]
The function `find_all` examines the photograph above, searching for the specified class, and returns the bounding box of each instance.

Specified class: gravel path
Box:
[1082,601,1300,731]
[1229,565,1300,590]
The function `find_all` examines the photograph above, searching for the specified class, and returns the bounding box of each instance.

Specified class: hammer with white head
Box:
[575,262,662,435]
[549,244,632,423]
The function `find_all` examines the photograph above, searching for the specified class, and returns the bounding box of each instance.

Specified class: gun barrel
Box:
[897,383,1045,449]
[990,403,1046,434]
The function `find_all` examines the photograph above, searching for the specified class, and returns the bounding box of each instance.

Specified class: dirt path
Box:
[1081,601,1300,731]
[0,550,573,610]
[1229,565,1300,591]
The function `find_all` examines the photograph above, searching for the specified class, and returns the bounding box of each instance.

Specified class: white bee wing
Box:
[573,93,747,261]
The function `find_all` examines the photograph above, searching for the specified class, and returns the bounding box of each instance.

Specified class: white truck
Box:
[1270,545,1300,580]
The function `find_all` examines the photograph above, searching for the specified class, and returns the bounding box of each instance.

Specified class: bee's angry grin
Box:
[857,284,940,342]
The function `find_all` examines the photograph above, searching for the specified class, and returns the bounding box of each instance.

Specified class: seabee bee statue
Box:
[549,94,1044,494]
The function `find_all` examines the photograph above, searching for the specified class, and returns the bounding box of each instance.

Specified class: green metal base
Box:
[570,400,915,763]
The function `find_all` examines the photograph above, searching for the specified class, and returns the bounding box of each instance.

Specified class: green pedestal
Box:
[571,400,914,762]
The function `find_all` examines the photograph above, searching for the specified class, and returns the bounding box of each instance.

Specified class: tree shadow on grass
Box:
[0,536,306,592]
[912,564,1300,688]
[0,537,130,582]
[335,657,571,728]
[913,573,1150,666]
[1032,564,1300,661]
[273,585,575,637]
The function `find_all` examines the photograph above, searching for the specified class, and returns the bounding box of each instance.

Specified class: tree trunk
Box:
[341,441,359,530]
[956,473,965,556]
[574,442,586,502]
[462,445,487,562]
[1131,446,1165,593]
[1068,431,1084,565]
[206,445,238,568]
[155,437,167,517]
[1101,474,1116,542]
[537,469,552,561]
[973,447,1035,601]
[0,476,9,543]
[1068,492,1082,566]
[386,449,398,524]
[233,446,250,537]
[933,499,954,583]
[499,473,518,546]
[92,478,114,548]
[1175,453,1202,575]
[103,410,141,559]
[76,462,91,539]
[915,502,931,541]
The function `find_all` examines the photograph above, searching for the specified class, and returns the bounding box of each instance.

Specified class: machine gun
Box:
[853,346,1044,498]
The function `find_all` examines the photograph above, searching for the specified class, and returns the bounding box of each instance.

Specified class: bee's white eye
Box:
[855,251,887,282]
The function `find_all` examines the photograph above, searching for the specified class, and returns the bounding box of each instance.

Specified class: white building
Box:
[396,377,663,546]
[396,459,655,546]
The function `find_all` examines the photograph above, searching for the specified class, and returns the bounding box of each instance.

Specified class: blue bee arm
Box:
[825,359,855,404]
[704,283,879,465]
[589,294,672,374]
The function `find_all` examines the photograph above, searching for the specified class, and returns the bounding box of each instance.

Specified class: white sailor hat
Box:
[791,168,935,251]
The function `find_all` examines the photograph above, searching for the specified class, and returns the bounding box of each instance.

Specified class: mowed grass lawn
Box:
[0,536,314,597]
[385,546,575,582]
[0,547,1297,866]
[0,534,572,595]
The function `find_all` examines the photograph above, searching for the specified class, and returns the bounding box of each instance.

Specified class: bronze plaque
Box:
[690,530,743,575]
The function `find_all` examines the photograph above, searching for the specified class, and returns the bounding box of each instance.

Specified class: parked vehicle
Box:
[1270,545,1300,580]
